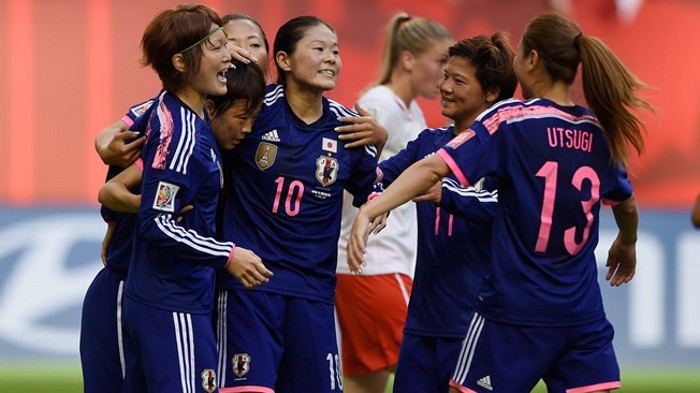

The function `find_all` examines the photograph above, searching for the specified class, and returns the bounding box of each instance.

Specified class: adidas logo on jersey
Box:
[262,129,281,142]
[476,375,493,391]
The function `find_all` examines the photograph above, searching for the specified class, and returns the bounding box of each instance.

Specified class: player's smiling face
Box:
[209,99,260,151]
[439,56,489,127]
[191,25,232,97]
[224,19,269,77]
[284,24,341,92]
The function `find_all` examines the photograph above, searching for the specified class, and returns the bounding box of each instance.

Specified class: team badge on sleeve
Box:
[129,99,154,117]
[316,154,338,186]
[201,369,217,393]
[232,353,251,378]
[255,142,278,170]
[152,181,179,212]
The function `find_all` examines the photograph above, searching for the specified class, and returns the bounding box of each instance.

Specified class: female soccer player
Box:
[334,13,453,393]
[348,12,652,393]
[378,33,516,393]
[215,16,381,393]
[119,5,269,392]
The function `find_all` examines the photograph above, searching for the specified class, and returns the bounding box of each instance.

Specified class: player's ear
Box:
[485,87,500,104]
[275,51,291,73]
[399,50,414,72]
[204,100,215,118]
[172,53,187,73]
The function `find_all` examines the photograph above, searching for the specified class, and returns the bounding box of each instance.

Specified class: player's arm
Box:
[692,192,700,228]
[336,104,388,154]
[606,195,638,287]
[418,176,498,222]
[95,119,145,167]
[348,154,449,272]
[98,161,143,213]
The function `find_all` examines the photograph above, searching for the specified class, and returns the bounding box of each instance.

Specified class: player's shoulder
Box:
[262,83,285,108]
[326,97,358,119]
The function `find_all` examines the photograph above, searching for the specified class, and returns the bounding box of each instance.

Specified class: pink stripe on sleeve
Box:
[121,115,134,127]
[567,381,621,393]
[135,158,144,171]
[223,245,237,270]
[437,149,470,187]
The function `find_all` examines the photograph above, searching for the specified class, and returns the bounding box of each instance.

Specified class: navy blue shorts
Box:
[216,289,342,393]
[122,297,219,393]
[393,333,463,393]
[450,313,621,393]
[80,267,125,393]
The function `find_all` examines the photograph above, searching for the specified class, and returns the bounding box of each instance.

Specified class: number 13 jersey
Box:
[438,98,633,327]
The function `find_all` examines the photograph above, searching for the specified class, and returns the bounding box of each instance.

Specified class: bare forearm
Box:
[611,195,638,244]
[98,182,140,213]
[692,193,700,228]
[363,155,449,219]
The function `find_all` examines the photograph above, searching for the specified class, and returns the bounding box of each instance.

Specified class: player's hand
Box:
[369,212,388,235]
[336,104,388,150]
[225,246,273,288]
[101,222,116,267]
[226,42,258,65]
[412,181,441,204]
[347,206,375,273]
[101,131,145,168]
[605,233,637,287]
[175,205,193,223]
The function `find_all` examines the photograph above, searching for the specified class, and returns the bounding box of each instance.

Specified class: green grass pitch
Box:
[0,362,697,392]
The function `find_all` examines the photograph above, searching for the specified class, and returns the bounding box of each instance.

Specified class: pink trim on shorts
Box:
[567,381,621,393]
[601,198,621,206]
[449,379,479,393]
[437,149,470,187]
[220,386,274,393]
[134,158,144,171]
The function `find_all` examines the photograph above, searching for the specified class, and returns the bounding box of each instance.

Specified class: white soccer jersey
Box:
[337,85,427,276]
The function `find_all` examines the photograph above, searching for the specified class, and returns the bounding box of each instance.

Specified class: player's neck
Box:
[385,74,415,108]
[174,87,206,118]
[285,83,324,124]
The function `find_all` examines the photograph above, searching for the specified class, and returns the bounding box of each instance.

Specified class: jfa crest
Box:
[201,369,217,393]
[255,142,277,170]
[316,155,338,186]
[152,181,179,212]
[232,353,251,378]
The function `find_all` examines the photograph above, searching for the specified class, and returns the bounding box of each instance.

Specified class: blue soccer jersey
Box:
[438,98,633,326]
[380,126,496,337]
[98,99,154,279]
[217,84,380,303]
[125,91,234,314]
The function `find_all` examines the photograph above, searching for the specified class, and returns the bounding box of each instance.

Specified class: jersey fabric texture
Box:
[437,98,633,327]
[450,313,620,393]
[217,84,380,304]
[336,85,425,276]
[80,100,154,393]
[381,126,497,338]
[125,91,233,315]
[216,290,341,393]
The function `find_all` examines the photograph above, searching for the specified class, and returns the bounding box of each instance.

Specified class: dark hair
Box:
[208,60,266,118]
[273,15,335,86]
[140,4,223,92]
[448,32,517,103]
[522,13,652,165]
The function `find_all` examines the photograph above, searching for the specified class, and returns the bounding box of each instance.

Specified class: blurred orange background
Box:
[1,0,698,208]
